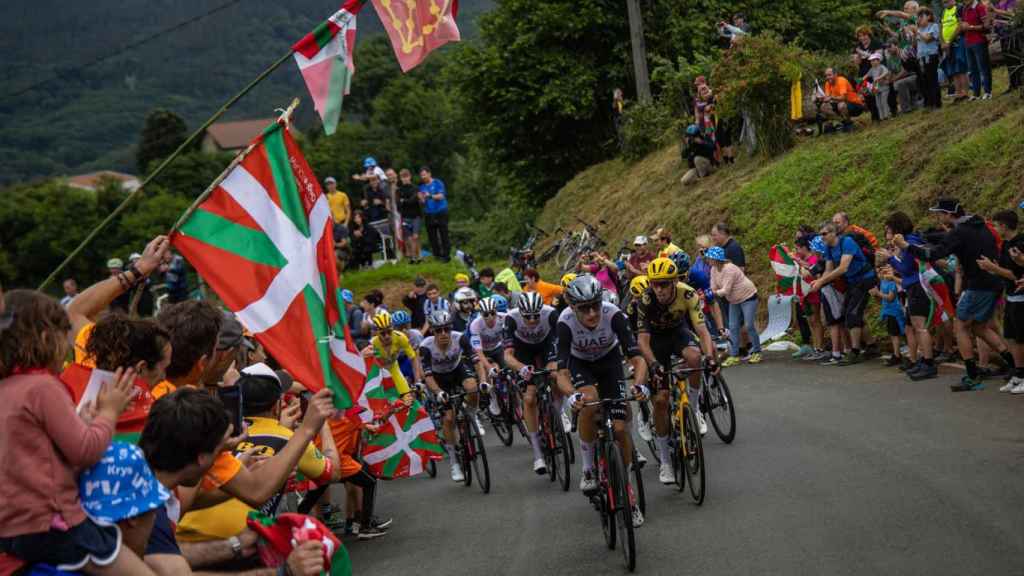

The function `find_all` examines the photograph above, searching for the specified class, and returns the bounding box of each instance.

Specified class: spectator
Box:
[865,52,893,119]
[815,67,868,132]
[421,283,450,333]
[915,7,944,109]
[885,42,920,113]
[419,167,451,262]
[163,251,190,304]
[718,13,750,46]
[871,265,908,366]
[680,124,717,186]
[791,235,827,360]
[342,289,369,348]
[522,268,563,305]
[60,278,78,308]
[626,235,654,280]
[811,222,877,365]
[403,276,429,330]
[333,213,351,271]
[0,289,146,573]
[941,0,971,102]
[365,173,390,222]
[396,169,423,263]
[707,246,762,366]
[711,222,746,269]
[893,198,1014,390]
[325,176,350,227]
[992,0,1021,93]
[853,26,885,120]
[492,281,512,302]
[359,290,387,335]
[612,87,625,148]
[877,1,921,47]
[655,227,682,258]
[690,234,725,338]
[878,211,937,380]
[474,268,497,298]
[352,156,387,186]
[578,250,620,295]
[979,210,1024,392]
[349,210,381,269]
[107,257,134,314]
[962,0,993,99]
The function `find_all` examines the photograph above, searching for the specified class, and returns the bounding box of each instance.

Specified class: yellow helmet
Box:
[647,257,679,281]
[629,275,650,298]
[560,272,577,289]
[371,311,393,330]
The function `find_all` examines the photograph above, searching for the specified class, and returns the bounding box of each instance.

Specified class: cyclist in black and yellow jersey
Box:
[635,257,719,485]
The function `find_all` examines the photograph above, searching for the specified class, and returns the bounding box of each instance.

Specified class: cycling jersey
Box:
[635,281,705,333]
[370,331,417,394]
[403,328,424,350]
[503,306,558,346]
[469,313,507,353]
[453,311,476,333]
[556,302,639,364]
[419,333,472,376]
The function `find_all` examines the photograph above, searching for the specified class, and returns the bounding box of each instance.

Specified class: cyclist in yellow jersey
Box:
[370,312,422,401]
[635,257,719,485]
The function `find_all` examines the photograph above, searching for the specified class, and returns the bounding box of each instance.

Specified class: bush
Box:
[620,101,676,162]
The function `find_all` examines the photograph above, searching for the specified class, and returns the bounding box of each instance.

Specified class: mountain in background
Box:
[0,0,493,186]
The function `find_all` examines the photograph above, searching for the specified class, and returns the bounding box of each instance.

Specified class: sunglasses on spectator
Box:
[574,301,602,314]
[522,313,541,321]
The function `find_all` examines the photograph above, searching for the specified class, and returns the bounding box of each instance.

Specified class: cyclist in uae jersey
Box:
[369,312,422,402]
[636,257,719,485]
[557,275,648,527]
[467,297,508,416]
[419,309,480,483]
[502,291,560,475]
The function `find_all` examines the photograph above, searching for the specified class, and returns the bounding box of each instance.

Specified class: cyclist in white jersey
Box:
[420,309,480,483]
[468,297,508,416]
[503,291,560,475]
[557,275,648,525]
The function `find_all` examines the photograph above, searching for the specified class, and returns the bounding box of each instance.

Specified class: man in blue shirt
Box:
[809,222,877,365]
[419,166,450,262]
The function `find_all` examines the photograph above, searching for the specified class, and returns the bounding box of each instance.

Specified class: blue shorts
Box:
[956,290,997,323]
[942,38,968,78]
[402,217,421,235]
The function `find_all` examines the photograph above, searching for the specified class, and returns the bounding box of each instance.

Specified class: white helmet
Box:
[478,297,498,314]
[518,291,544,315]
[565,274,603,306]
[453,287,477,303]
[429,309,453,328]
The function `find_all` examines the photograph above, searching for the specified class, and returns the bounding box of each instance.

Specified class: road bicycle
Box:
[692,361,736,444]
[576,393,643,572]
[442,390,491,494]
[510,222,551,271]
[554,217,608,273]
[666,363,708,505]
[528,369,573,492]
[482,369,516,447]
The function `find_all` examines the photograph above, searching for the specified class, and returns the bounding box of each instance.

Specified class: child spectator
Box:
[866,52,893,119]
[792,235,827,360]
[873,266,908,367]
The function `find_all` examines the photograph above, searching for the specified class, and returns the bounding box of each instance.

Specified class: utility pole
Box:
[625,0,651,104]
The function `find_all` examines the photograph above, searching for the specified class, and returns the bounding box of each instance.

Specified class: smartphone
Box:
[299,390,313,419]
[217,385,245,436]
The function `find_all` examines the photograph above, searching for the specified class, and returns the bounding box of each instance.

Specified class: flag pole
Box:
[38,49,296,291]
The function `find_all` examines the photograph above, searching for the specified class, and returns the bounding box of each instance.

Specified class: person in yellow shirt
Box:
[370,311,422,399]
[176,368,339,543]
[655,227,682,258]
[325,177,350,226]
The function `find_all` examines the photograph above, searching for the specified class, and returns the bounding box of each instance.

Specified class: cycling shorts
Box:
[568,348,627,421]
[473,347,506,367]
[648,324,698,367]
[431,361,476,393]
[511,335,557,368]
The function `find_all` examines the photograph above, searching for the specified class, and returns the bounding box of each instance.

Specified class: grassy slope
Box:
[341,259,502,310]
[536,78,1024,295]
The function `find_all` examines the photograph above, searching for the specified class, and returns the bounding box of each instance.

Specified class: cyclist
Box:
[369,312,422,402]
[626,276,649,334]
[557,275,648,527]
[503,291,560,475]
[491,293,510,314]
[552,272,576,315]
[420,309,481,483]
[391,310,424,385]
[635,257,719,485]
[468,297,509,416]
[452,286,478,332]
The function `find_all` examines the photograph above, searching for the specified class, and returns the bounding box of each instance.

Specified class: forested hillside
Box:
[0,0,494,185]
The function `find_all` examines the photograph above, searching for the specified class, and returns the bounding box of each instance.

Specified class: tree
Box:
[136,109,188,174]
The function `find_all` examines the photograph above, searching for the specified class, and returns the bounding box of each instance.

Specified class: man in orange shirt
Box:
[523,268,563,305]
[815,67,867,131]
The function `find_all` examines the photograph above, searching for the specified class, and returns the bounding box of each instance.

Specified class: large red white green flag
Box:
[171,121,365,408]
[293,2,362,135]
[358,365,443,478]
[372,0,460,72]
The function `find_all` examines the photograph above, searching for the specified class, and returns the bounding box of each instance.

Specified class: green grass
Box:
[341,258,503,308]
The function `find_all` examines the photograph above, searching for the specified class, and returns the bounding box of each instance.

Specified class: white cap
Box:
[241,362,278,383]
[633,235,648,246]
[324,176,337,184]
[869,51,883,61]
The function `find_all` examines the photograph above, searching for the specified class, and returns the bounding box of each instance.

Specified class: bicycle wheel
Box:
[557,233,582,271]
[632,449,646,516]
[553,404,571,492]
[459,418,473,488]
[705,373,736,444]
[610,442,637,572]
[637,401,660,464]
[598,442,616,551]
[491,389,514,447]
[470,419,491,494]
[511,386,529,440]
[538,241,560,264]
[682,406,705,505]
[541,407,557,483]
[427,451,438,478]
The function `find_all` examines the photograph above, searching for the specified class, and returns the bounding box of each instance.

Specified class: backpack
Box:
[843,224,878,267]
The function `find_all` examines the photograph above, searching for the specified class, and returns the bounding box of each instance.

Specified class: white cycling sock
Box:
[528,431,544,460]
[654,435,671,464]
[580,439,596,473]
[446,443,457,462]
[690,387,702,409]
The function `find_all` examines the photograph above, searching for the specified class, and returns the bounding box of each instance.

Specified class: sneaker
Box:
[533,457,547,475]
[561,410,573,434]
[805,349,830,362]
[976,367,995,380]
[636,412,653,442]
[883,355,902,367]
[659,463,674,485]
[357,525,388,541]
[722,356,741,368]
[982,92,992,100]
[635,451,647,468]
[908,362,938,381]
[792,345,814,359]
[695,410,708,436]
[1011,380,1024,394]
[321,508,348,532]
[950,375,984,392]
[999,377,1019,392]
[837,351,862,366]
[580,469,598,494]
[747,352,763,364]
[899,358,915,372]
[370,516,393,530]
[632,505,645,528]
[341,519,355,536]
[451,463,465,482]
[968,95,979,101]
[820,354,843,366]
[473,414,486,437]
[488,395,501,416]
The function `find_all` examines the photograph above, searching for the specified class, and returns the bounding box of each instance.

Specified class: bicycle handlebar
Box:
[578,394,643,408]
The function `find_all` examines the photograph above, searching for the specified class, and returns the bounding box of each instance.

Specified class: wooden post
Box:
[626,0,651,104]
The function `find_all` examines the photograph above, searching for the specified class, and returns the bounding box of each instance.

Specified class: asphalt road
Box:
[341,355,1024,575]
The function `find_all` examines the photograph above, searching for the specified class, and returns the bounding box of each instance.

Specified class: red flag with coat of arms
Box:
[372,0,461,72]
[170,121,365,409]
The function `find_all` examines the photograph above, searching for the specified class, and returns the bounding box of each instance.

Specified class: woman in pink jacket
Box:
[708,246,762,366]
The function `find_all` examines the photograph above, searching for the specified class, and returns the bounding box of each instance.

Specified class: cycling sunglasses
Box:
[522,313,541,321]
[651,279,675,289]
[574,301,602,314]
[481,311,497,318]
[434,326,453,334]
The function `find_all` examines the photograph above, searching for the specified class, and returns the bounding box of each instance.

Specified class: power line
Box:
[0,0,247,101]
